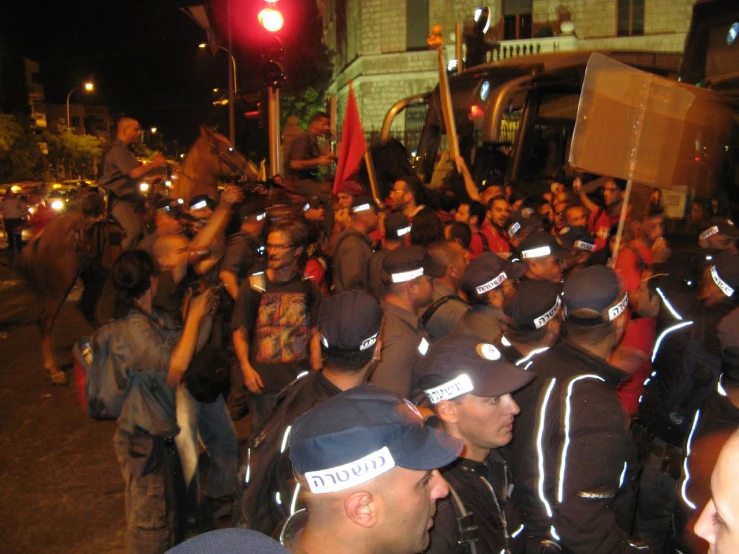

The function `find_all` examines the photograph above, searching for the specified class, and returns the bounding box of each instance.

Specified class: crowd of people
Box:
[91,113,739,554]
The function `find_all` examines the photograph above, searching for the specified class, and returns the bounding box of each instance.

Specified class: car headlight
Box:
[140,182,150,192]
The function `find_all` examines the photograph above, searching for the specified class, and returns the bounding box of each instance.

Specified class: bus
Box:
[381,51,681,191]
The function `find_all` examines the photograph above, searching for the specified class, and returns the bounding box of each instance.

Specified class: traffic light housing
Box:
[261,38,286,88]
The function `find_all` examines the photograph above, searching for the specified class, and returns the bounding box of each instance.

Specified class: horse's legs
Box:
[39,260,80,385]
[40,290,72,385]
[79,263,108,328]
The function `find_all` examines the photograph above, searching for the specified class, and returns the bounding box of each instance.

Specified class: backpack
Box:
[73,319,133,420]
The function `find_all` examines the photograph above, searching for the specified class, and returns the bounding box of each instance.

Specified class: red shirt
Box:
[615,239,654,294]
[477,220,511,255]
[587,205,627,251]
[616,317,656,416]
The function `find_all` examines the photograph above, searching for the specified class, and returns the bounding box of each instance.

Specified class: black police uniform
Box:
[332,227,373,294]
[427,451,524,554]
[511,339,646,554]
[238,372,342,534]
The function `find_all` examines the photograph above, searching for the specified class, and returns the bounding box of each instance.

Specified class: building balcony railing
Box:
[490,35,578,61]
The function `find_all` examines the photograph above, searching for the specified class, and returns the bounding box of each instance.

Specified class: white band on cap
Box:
[424,374,474,404]
[574,240,595,252]
[191,200,208,210]
[256,212,267,221]
[396,225,411,237]
[711,265,735,297]
[508,222,521,238]
[475,271,507,295]
[305,446,396,494]
[359,330,380,351]
[608,293,629,321]
[391,267,424,283]
[352,203,371,213]
[522,246,551,259]
[535,297,562,329]
[700,226,719,241]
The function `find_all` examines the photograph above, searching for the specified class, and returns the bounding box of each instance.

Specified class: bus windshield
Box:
[681,0,739,84]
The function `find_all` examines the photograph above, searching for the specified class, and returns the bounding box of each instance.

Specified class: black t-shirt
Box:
[231,272,321,393]
[287,131,320,181]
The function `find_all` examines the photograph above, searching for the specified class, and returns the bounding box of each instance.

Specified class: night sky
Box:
[2,0,297,146]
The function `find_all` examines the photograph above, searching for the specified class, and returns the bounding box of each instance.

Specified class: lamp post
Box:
[66,81,94,133]
[199,43,238,94]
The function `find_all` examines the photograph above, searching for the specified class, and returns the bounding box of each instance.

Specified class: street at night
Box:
[3,0,739,553]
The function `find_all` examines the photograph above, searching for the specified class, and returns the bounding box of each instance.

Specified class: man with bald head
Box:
[281,385,462,554]
[422,239,469,342]
[99,117,168,249]
[695,429,739,553]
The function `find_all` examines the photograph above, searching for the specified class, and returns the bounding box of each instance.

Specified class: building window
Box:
[617,0,645,37]
[503,0,533,40]
[407,0,429,51]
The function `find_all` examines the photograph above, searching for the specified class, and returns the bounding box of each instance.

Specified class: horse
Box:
[17,125,260,384]
[173,125,260,204]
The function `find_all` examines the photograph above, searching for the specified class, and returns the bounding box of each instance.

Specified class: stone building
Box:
[319,0,695,147]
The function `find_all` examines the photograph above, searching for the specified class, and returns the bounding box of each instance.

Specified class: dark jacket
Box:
[332,227,373,294]
[238,371,342,534]
[511,339,646,554]
[427,451,524,554]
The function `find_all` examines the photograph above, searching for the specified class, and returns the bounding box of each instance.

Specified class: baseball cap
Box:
[239,201,268,221]
[504,280,562,330]
[168,528,291,553]
[562,265,628,325]
[302,196,325,212]
[351,195,377,214]
[318,291,384,352]
[382,245,446,284]
[700,217,739,241]
[189,194,216,211]
[289,385,463,494]
[507,207,543,239]
[385,212,412,240]
[336,180,365,196]
[519,232,569,260]
[463,251,527,298]
[710,251,739,298]
[557,226,597,252]
[415,334,534,404]
[155,198,184,216]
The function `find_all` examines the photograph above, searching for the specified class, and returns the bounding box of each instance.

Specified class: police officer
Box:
[416,334,534,554]
[219,202,267,301]
[556,226,602,274]
[511,265,648,553]
[501,279,563,366]
[505,207,544,253]
[332,196,378,294]
[455,252,527,342]
[698,217,739,253]
[518,231,568,283]
[281,385,463,554]
[370,245,445,396]
[367,212,410,301]
[238,291,384,534]
[422,240,470,342]
[98,117,168,250]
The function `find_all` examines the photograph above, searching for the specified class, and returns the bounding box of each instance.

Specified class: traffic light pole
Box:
[267,86,281,176]
[226,0,236,146]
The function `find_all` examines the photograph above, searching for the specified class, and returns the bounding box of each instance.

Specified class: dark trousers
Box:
[4,218,23,251]
[114,428,186,554]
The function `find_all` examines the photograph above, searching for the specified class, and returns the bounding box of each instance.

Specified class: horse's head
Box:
[197,125,260,182]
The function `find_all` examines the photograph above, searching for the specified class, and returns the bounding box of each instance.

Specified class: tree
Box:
[0,114,44,182]
[44,119,104,179]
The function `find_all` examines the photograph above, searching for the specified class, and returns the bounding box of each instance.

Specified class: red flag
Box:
[333,83,367,194]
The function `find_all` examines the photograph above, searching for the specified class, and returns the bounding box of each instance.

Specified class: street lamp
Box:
[151,127,157,133]
[66,81,94,133]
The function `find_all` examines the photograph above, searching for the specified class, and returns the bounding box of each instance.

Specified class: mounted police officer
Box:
[98,117,168,250]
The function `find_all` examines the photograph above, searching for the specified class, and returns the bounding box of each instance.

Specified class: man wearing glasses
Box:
[231,219,322,428]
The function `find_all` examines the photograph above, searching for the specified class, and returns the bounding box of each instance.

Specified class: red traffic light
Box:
[258,8,284,32]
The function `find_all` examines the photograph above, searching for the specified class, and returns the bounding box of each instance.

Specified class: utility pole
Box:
[226,0,236,146]
[267,86,281,175]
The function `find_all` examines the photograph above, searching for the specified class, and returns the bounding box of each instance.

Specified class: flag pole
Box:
[364,150,383,210]
[609,178,633,267]
[429,25,460,167]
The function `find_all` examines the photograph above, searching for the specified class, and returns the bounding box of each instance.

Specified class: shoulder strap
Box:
[420,295,456,328]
